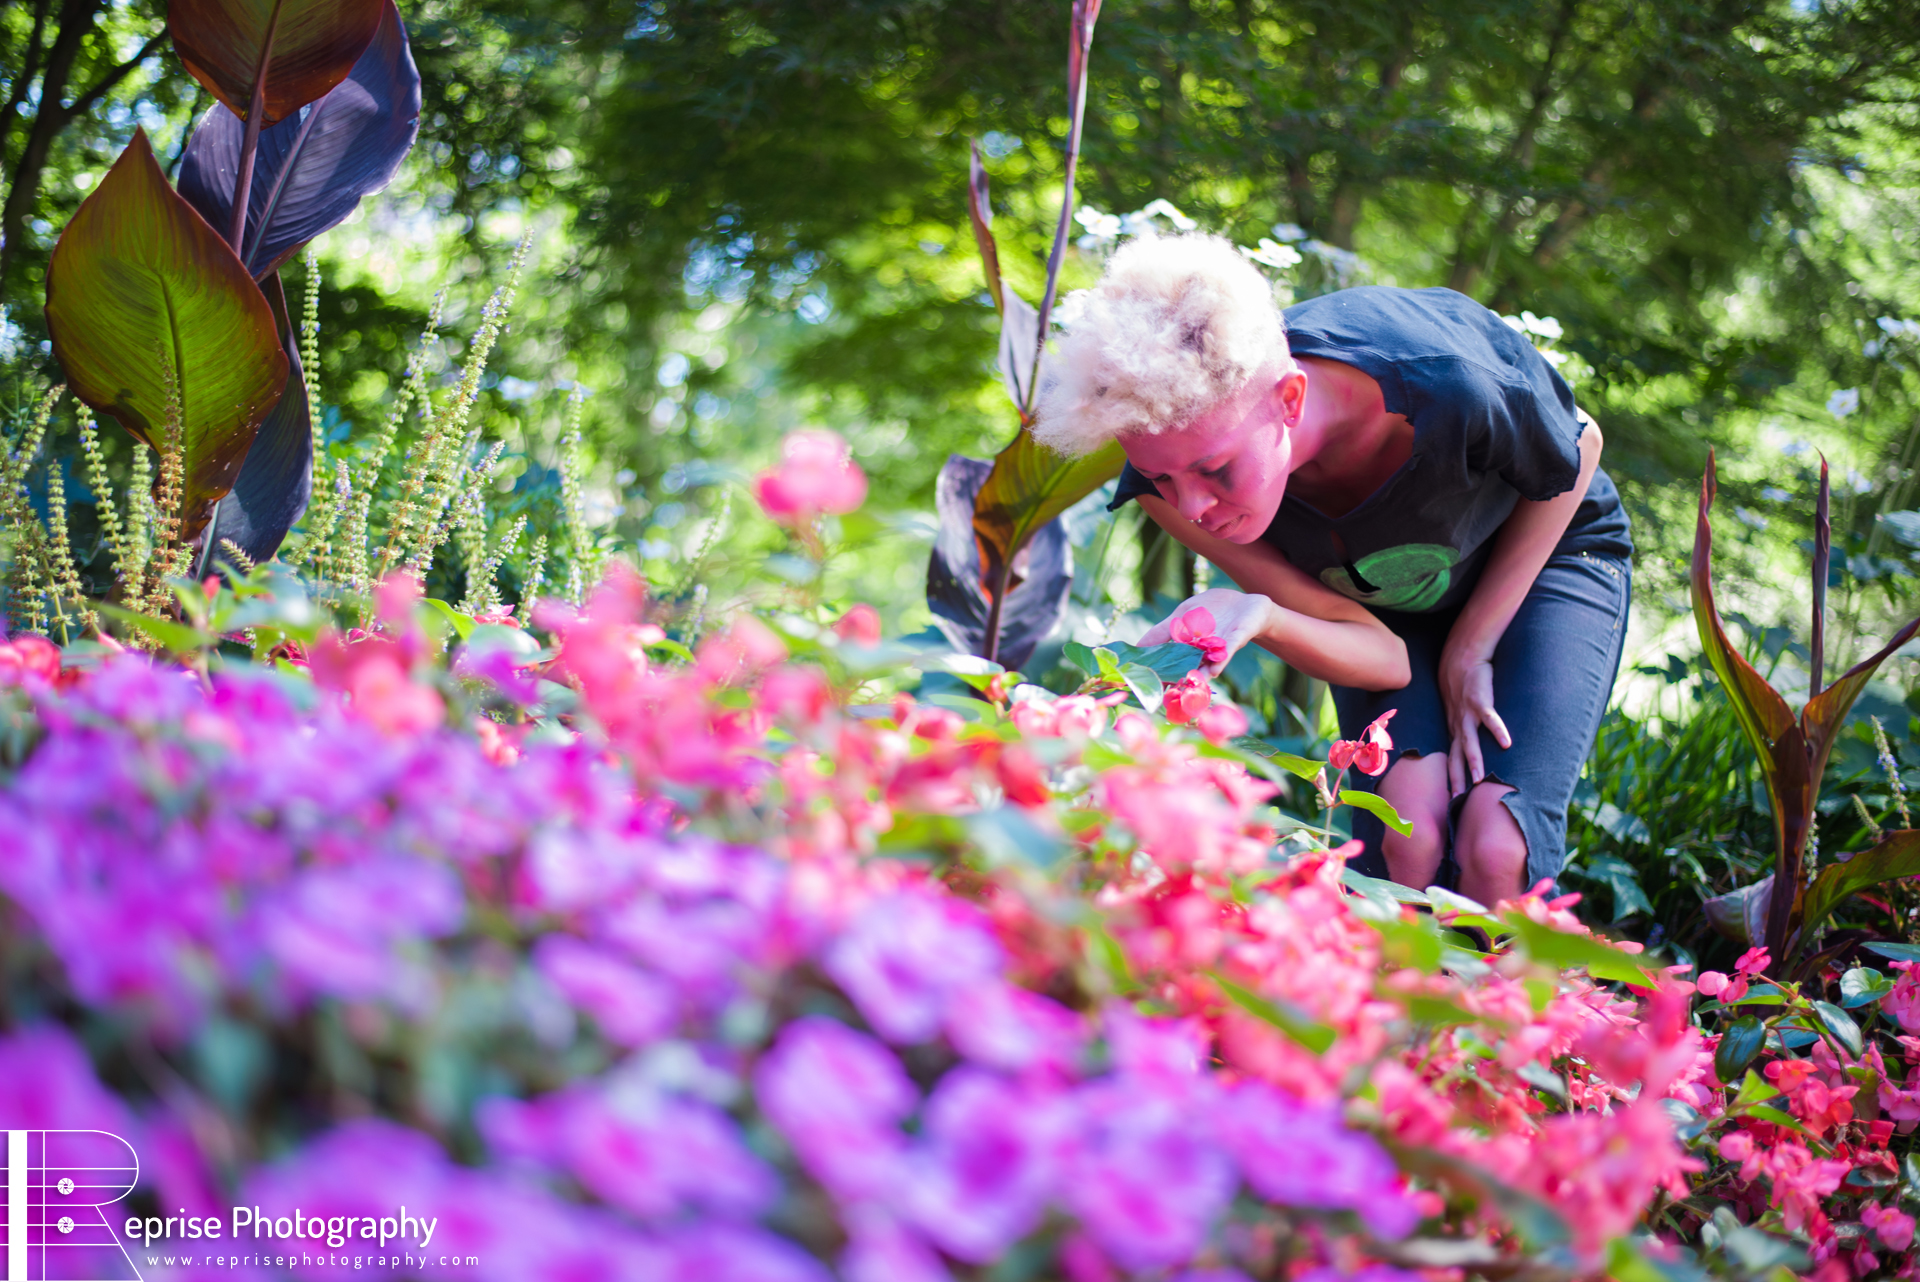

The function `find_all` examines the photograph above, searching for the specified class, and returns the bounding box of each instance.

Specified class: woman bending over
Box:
[1033,234,1633,904]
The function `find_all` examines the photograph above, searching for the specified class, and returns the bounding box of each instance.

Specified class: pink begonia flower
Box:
[1885,962,1920,1032]
[1012,693,1109,741]
[833,602,884,646]
[1163,673,1212,725]
[1167,608,1229,667]
[1215,1079,1418,1239]
[346,652,445,735]
[0,633,61,686]
[533,935,678,1047]
[755,1017,917,1201]
[1195,702,1248,745]
[1329,709,1397,776]
[1863,1201,1917,1252]
[754,429,868,524]
[824,892,1006,1043]
[1734,945,1772,976]
[1696,970,1730,998]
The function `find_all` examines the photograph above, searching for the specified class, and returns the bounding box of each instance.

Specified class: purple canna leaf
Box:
[209,271,312,565]
[927,455,1072,671]
[178,0,421,280]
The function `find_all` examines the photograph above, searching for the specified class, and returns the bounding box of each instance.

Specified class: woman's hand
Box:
[1137,588,1278,676]
[1439,647,1512,795]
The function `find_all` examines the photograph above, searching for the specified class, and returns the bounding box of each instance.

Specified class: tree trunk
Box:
[0,0,105,299]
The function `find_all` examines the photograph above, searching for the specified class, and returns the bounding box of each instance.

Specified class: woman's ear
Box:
[1273,365,1308,427]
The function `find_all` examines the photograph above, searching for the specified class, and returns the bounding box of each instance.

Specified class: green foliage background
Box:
[5,0,1920,951]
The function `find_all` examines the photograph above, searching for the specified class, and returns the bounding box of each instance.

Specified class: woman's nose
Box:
[1177,483,1214,522]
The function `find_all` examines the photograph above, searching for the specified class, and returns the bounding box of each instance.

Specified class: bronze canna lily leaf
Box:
[44,130,288,544]
[1694,450,1920,961]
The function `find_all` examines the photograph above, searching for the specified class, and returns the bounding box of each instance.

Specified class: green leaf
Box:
[170,0,386,126]
[1718,1227,1809,1274]
[421,597,474,640]
[1811,1000,1864,1056]
[95,602,214,655]
[1866,941,1920,964]
[1390,1146,1570,1251]
[649,637,696,663]
[965,808,1068,871]
[45,131,288,542]
[1503,915,1658,986]
[1803,831,1920,936]
[1228,737,1322,779]
[1339,788,1414,836]
[1212,972,1336,1054]
[1572,851,1654,922]
[1731,1068,1781,1109]
[1516,1060,1568,1100]
[1840,966,1894,1008]
[1372,915,1444,971]
[1117,663,1164,714]
[1098,639,1205,682]
[1342,866,1431,905]
[1744,1103,1810,1134]
[1715,1018,1768,1084]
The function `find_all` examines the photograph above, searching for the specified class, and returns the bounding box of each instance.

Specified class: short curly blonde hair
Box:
[1032,232,1291,458]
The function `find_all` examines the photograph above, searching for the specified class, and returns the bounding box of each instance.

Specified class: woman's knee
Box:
[1457,783,1528,874]
[1378,754,1449,859]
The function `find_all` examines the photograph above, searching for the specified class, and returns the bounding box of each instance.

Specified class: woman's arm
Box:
[1440,413,1604,792]
[1134,494,1411,691]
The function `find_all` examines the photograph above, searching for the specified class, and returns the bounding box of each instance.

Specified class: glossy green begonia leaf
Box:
[1340,788,1414,837]
[44,130,288,542]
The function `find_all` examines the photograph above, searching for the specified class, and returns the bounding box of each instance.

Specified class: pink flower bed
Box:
[0,566,1913,1280]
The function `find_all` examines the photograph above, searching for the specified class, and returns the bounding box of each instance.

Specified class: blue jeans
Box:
[1334,551,1631,890]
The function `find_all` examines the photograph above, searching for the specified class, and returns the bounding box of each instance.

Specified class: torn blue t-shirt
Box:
[1110,285,1633,614]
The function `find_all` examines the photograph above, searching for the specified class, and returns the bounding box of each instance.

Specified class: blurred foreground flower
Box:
[754,430,868,526]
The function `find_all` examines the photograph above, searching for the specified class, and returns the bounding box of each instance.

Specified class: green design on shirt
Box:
[1320,543,1460,611]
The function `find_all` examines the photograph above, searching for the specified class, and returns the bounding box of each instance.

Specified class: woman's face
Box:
[1122,366,1303,544]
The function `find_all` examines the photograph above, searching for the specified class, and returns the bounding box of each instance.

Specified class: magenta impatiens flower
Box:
[1061,1078,1235,1272]
[1214,1080,1417,1239]
[533,935,678,1047]
[824,892,1006,1043]
[754,1016,917,1200]
[753,429,868,524]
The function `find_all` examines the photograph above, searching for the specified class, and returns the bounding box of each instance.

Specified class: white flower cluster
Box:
[1864,316,1920,359]
[1500,310,1570,368]
[1074,198,1199,250]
